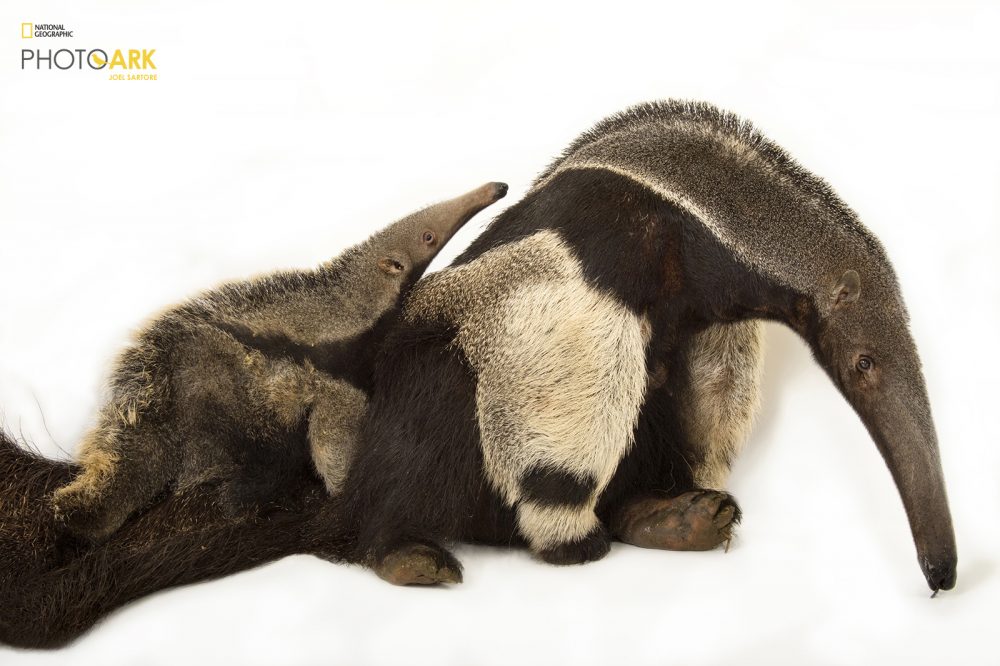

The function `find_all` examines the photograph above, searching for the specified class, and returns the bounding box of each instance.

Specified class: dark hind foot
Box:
[612,490,741,551]
[374,542,463,586]
[51,488,124,544]
[538,524,611,565]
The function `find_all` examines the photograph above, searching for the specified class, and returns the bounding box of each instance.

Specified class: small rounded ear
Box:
[831,269,861,308]
[378,257,405,276]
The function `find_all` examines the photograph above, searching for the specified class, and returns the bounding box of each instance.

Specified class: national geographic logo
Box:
[22,23,74,38]
[20,22,158,81]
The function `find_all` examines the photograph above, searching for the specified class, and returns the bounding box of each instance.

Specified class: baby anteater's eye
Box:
[857,356,873,372]
[422,231,436,245]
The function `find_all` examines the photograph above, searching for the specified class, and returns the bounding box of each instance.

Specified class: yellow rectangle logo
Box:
[22,23,33,38]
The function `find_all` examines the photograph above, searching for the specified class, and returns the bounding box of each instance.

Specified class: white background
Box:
[1,0,998,664]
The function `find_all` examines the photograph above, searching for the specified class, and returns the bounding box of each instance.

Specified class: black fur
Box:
[538,524,611,565]
[519,465,597,508]
[597,382,699,522]
[217,416,313,515]
[341,319,520,562]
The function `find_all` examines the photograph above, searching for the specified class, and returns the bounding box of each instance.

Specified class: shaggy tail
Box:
[0,432,354,649]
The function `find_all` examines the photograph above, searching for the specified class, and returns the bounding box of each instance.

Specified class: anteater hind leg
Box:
[344,328,488,586]
[372,542,463,586]
[52,419,179,543]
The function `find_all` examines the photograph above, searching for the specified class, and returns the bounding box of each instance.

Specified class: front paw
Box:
[613,490,740,551]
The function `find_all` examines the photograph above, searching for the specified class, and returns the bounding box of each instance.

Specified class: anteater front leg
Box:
[342,329,487,586]
[514,464,612,564]
[472,284,651,565]
[307,377,367,495]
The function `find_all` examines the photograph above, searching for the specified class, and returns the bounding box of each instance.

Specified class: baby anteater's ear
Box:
[378,256,406,276]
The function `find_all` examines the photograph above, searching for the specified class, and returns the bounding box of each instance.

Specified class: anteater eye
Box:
[422,231,436,245]
[857,356,873,372]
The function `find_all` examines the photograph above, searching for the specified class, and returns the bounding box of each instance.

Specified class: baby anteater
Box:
[51,182,508,542]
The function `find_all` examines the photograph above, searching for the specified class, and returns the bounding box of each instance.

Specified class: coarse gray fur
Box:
[535,100,897,298]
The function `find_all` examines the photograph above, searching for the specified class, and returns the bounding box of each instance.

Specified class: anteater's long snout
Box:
[860,379,957,594]
[423,182,508,240]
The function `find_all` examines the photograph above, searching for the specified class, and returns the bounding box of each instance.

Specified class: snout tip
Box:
[490,182,508,201]
[922,558,957,593]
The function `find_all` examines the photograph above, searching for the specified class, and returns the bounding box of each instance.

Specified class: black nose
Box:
[922,558,957,593]
[492,182,509,199]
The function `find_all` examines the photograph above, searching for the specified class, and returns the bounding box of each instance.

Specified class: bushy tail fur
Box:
[0,431,354,649]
